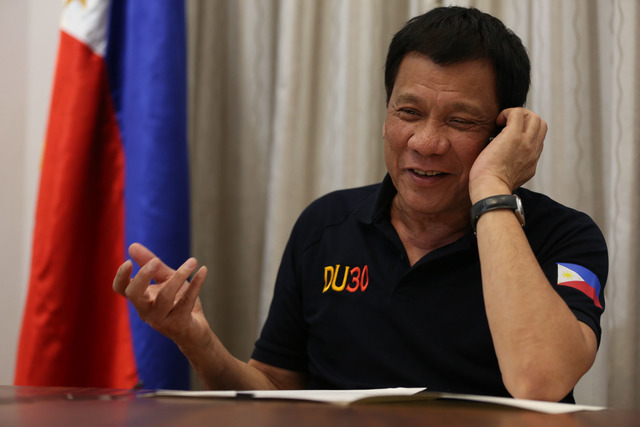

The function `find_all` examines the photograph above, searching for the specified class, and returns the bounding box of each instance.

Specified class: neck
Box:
[390,197,470,266]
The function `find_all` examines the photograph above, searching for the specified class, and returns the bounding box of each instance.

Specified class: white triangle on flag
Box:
[61,0,110,57]
[557,264,584,284]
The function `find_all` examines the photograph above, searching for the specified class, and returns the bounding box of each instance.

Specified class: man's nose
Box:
[407,120,450,155]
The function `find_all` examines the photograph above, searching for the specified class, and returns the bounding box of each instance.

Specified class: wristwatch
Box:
[470,194,525,232]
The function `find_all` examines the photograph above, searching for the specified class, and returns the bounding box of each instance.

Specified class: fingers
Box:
[497,108,547,143]
[129,243,176,283]
[519,110,546,145]
[123,257,163,304]
[113,259,133,296]
[471,107,547,198]
[116,255,204,327]
[151,257,198,315]
[172,266,208,318]
[128,242,157,264]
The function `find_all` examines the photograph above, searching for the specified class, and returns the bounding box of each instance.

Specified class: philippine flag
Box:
[15,0,191,389]
[556,263,603,309]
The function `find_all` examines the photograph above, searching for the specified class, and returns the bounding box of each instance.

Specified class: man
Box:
[113,7,607,403]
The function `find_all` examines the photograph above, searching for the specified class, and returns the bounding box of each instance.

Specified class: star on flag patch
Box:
[557,263,602,309]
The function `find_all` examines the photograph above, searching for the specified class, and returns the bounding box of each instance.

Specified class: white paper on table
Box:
[433,392,606,414]
[141,387,424,405]
[140,388,606,414]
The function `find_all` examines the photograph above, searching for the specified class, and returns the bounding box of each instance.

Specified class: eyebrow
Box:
[393,94,421,105]
[449,102,487,118]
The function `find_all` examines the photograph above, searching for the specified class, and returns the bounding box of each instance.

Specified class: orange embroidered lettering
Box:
[360,265,369,291]
[323,266,334,293]
[322,264,369,293]
[346,267,360,292]
[331,265,349,291]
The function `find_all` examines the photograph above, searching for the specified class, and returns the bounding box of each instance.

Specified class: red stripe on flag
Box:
[557,280,602,309]
[14,31,137,388]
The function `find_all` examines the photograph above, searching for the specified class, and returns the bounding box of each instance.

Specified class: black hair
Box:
[384,6,530,110]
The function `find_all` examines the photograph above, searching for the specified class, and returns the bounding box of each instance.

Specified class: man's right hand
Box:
[113,242,306,391]
[112,243,212,352]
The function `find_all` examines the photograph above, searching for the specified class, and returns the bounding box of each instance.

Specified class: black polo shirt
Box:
[252,174,608,401]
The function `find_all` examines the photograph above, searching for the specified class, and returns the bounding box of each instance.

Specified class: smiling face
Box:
[383,53,499,223]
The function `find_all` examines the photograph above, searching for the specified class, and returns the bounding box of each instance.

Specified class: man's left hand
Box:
[468,107,547,203]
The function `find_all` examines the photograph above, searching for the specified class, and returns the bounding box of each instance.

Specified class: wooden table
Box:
[1,386,638,426]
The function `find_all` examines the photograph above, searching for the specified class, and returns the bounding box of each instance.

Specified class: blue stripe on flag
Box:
[105,0,191,390]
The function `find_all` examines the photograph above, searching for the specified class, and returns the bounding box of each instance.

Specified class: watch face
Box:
[514,194,525,226]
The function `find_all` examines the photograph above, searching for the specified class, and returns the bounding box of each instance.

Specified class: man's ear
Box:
[382,122,386,139]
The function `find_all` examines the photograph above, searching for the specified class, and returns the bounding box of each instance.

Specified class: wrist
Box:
[468,177,512,205]
[470,193,525,233]
[175,324,216,360]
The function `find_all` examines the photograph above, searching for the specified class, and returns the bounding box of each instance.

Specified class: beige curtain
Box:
[187,0,640,409]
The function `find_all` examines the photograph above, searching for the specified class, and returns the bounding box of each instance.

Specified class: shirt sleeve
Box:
[522,190,609,346]
[251,218,310,373]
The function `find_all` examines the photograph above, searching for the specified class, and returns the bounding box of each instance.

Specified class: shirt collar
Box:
[355,173,478,249]
[355,173,397,225]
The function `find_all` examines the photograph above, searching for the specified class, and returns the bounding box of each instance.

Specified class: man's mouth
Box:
[412,169,442,177]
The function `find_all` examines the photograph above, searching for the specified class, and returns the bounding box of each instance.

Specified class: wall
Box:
[0,1,59,384]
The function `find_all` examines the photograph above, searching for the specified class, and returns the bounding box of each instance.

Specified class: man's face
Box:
[383,53,499,220]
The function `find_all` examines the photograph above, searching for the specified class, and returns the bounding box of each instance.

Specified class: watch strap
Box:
[470,194,525,232]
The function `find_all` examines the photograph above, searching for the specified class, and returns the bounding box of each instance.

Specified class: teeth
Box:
[413,169,441,176]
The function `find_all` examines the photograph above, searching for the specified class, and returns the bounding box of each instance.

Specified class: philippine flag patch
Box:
[557,263,602,309]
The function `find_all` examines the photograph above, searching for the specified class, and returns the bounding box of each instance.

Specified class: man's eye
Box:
[398,108,419,118]
[449,118,474,128]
